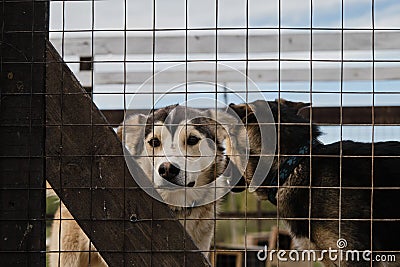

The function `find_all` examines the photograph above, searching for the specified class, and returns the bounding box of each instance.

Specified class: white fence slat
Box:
[75,66,400,86]
[51,31,400,56]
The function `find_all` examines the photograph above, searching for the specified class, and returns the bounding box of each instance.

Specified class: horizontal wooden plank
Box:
[76,66,400,86]
[101,107,400,127]
[51,31,400,56]
[45,41,209,266]
[299,106,400,125]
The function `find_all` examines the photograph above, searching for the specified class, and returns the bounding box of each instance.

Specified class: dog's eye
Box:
[187,135,200,146]
[148,137,161,147]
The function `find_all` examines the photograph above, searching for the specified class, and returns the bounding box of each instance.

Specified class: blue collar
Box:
[267,139,320,205]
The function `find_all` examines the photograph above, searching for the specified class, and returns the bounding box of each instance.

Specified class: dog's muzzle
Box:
[158,162,196,187]
[158,162,180,181]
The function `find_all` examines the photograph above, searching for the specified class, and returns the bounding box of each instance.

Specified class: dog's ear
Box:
[205,108,238,123]
[117,114,147,140]
[275,98,310,114]
[203,109,240,140]
[228,103,255,121]
[117,114,148,155]
[205,108,250,193]
[204,108,248,193]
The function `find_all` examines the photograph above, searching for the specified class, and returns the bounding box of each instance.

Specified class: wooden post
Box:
[0,1,48,266]
[45,41,209,266]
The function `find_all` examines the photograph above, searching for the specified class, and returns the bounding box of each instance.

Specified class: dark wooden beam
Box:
[45,41,209,266]
[299,106,400,125]
[102,110,130,127]
[102,106,400,127]
[0,1,48,265]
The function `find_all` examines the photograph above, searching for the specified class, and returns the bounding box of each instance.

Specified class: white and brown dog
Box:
[49,104,240,266]
[118,104,236,254]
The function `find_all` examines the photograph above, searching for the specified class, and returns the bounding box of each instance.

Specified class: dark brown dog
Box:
[229,99,400,266]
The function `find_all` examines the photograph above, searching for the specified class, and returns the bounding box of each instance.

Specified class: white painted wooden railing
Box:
[50,31,400,87]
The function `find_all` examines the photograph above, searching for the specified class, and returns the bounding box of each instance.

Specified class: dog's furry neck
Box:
[255,101,322,201]
[266,138,321,205]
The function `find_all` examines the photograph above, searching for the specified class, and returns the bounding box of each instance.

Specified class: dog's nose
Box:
[158,162,181,183]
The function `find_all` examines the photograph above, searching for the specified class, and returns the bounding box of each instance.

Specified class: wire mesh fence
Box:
[2,0,400,266]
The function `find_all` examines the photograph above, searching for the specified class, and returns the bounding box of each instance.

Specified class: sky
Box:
[49,0,400,143]
[50,0,400,30]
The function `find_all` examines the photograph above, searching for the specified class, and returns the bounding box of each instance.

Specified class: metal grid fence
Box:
[1,0,400,266]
